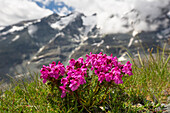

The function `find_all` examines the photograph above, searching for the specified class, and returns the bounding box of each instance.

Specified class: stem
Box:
[94,81,99,94]
[99,85,110,104]
[75,91,91,113]
[75,91,81,104]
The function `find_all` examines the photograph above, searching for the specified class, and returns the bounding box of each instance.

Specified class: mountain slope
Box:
[0,11,169,82]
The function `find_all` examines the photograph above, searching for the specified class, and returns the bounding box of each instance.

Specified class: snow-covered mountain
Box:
[0,9,169,82]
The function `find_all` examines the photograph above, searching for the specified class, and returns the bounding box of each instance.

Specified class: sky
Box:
[0,0,169,34]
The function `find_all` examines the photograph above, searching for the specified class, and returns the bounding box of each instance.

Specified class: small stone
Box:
[136,103,143,107]
[155,107,161,111]
[162,104,170,113]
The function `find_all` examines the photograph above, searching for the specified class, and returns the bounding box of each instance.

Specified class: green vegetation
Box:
[125,45,170,105]
[0,46,169,113]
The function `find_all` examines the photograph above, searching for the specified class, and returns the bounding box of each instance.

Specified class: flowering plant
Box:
[40,52,133,112]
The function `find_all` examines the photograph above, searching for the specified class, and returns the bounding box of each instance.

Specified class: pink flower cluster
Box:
[85,52,133,84]
[40,61,65,84]
[59,58,87,98]
[40,52,133,98]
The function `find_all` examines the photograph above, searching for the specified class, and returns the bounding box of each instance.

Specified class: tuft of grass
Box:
[124,45,170,105]
[0,73,51,112]
[0,46,169,112]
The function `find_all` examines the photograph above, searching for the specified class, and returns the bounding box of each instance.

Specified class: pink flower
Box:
[79,75,86,84]
[49,61,56,68]
[113,74,123,84]
[61,77,69,86]
[59,86,68,98]
[105,72,113,82]
[42,79,47,84]
[66,65,74,71]
[40,66,48,75]
[98,72,105,83]
[111,56,118,67]
[111,67,121,75]
[77,57,84,64]
[69,59,76,66]
[52,67,60,79]
[122,61,133,76]
[69,79,80,91]
[40,61,66,83]
[40,66,49,83]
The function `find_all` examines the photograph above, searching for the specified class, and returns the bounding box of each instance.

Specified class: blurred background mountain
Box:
[0,0,169,82]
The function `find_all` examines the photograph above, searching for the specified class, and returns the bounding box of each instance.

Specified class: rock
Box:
[162,104,170,113]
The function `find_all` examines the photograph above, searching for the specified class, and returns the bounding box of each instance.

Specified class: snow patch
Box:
[1,26,25,36]
[27,61,30,65]
[92,40,104,47]
[157,34,163,39]
[0,27,5,31]
[118,53,127,61]
[12,35,20,42]
[80,35,88,42]
[72,34,80,42]
[24,22,34,27]
[134,40,138,43]
[49,33,64,43]
[106,45,110,49]
[128,37,134,47]
[51,12,79,30]
[168,11,170,17]
[0,18,41,36]
[37,46,45,54]
[90,34,98,38]
[132,30,139,37]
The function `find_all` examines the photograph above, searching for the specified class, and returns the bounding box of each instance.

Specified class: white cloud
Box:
[56,0,170,34]
[0,0,169,34]
[58,6,72,16]
[0,0,53,26]
[28,25,38,37]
